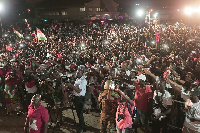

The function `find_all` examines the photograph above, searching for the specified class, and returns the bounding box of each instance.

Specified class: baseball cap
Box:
[136,74,146,81]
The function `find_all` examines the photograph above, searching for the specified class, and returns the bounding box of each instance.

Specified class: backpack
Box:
[127,104,137,123]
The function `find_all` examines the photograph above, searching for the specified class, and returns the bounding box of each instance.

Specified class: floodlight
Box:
[184,7,193,15]
[0,2,3,12]
[137,9,144,17]
[154,13,158,18]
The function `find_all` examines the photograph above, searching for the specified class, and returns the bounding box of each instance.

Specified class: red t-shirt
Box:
[133,81,152,111]
[28,104,49,133]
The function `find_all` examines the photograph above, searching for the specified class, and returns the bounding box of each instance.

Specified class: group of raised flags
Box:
[12,27,47,41]
[12,19,47,41]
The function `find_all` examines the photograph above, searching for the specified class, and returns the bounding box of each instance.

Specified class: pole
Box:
[149,11,150,29]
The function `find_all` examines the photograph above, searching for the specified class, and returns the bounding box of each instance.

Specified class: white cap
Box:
[136,74,146,81]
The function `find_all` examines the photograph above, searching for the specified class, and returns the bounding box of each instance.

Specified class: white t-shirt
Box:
[153,90,173,108]
[155,76,172,89]
[153,90,172,117]
[74,76,87,96]
[184,101,200,132]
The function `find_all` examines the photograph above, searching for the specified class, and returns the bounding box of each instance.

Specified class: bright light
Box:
[184,7,200,15]
[154,13,158,18]
[0,2,4,12]
[151,41,155,44]
[136,4,140,6]
[137,9,144,17]
[184,7,193,15]
[81,43,85,47]
[104,40,109,44]
[136,58,142,64]
[196,7,200,13]
[163,44,169,49]
[19,43,24,47]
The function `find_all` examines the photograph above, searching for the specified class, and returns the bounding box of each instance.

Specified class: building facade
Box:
[33,0,119,21]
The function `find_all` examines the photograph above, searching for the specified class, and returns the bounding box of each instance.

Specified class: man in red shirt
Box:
[134,69,153,131]
[24,94,49,133]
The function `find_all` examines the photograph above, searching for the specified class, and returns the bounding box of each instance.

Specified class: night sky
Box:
[3,0,196,21]
[13,0,194,10]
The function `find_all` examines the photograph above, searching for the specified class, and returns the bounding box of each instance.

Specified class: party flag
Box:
[36,28,47,40]
[13,28,24,38]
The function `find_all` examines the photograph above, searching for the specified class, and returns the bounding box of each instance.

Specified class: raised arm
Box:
[66,83,81,93]
[169,67,180,78]
[143,67,157,81]
[145,55,155,67]
[114,86,134,106]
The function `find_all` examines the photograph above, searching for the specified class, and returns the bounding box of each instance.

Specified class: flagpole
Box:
[36,28,39,44]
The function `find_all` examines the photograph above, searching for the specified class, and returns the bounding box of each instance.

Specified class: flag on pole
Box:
[25,19,31,30]
[36,28,47,41]
[13,28,24,38]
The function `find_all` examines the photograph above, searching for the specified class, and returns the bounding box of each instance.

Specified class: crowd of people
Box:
[0,20,200,133]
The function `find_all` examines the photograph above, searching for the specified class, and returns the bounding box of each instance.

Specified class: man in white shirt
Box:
[182,87,200,133]
[68,66,87,133]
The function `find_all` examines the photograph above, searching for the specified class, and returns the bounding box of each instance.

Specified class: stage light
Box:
[154,13,158,18]
[184,7,193,15]
[0,2,4,12]
[137,9,144,17]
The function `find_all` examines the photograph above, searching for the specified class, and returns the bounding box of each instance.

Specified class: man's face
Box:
[185,74,191,81]
[31,96,40,107]
[76,70,83,78]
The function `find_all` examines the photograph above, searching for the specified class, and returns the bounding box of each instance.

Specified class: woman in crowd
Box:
[114,85,134,133]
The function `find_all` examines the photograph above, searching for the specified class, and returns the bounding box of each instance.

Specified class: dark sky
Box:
[15,0,194,9]
[5,0,196,18]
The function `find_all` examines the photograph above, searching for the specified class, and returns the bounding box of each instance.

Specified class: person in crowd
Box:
[0,66,6,110]
[114,85,134,133]
[66,66,87,133]
[133,66,153,132]
[4,72,19,115]
[24,94,49,133]
[151,79,173,133]
[48,74,64,127]
[98,80,119,133]
[0,20,199,133]
[168,75,200,132]
[24,72,37,111]
[182,86,200,132]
